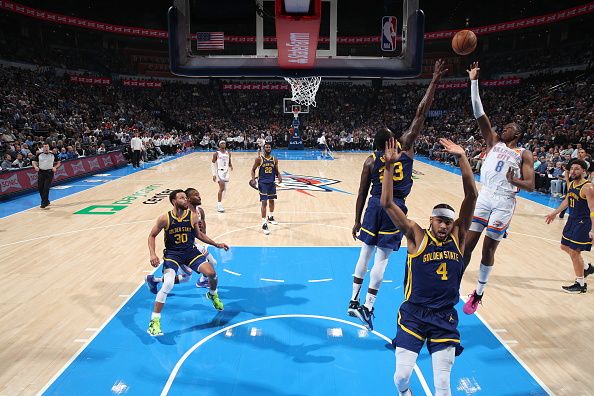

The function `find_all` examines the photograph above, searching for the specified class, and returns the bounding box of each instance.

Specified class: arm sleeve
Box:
[470,80,485,119]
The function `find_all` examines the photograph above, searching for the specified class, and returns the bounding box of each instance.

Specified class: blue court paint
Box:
[416,156,563,209]
[42,247,548,396]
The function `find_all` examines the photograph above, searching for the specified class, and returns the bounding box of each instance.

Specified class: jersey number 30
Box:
[174,234,188,244]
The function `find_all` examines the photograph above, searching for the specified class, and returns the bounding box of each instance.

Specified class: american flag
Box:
[196,32,225,50]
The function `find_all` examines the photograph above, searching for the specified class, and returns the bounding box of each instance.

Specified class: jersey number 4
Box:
[436,262,448,281]
[379,162,404,182]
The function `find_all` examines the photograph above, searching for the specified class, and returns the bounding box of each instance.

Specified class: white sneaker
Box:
[216,203,225,213]
[267,216,278,225]
[262,223,270,235]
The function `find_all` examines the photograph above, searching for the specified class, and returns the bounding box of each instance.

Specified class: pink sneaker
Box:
[463,290,483,315]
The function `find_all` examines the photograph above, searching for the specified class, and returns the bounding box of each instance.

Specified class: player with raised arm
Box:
[381,137,477,396]
[348,60,447,330]
[462,61,535,315]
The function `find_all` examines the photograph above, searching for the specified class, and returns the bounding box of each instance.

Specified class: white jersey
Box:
[480,142,524,196]
[216,150,230,170]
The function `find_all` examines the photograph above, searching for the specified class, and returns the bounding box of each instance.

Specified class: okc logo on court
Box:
[276,172,352,197]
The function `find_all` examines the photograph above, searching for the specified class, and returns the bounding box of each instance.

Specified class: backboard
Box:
[168,0,425,79]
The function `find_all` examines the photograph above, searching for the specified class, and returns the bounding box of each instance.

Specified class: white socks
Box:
[476,263,493,295]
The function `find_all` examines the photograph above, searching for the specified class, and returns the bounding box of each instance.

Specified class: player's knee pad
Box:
[156,270,175,303]
[207,254,217,267]
[369,247,391,289]
[432,346,455,395]
[394,347,418,391]
[354,243,376,278]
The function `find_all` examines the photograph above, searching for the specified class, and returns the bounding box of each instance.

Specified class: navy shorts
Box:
[392,301,464,356]
[358,196,406,250]
[163,247,208,274]
[259,181,277,201]
[561,216,592,251]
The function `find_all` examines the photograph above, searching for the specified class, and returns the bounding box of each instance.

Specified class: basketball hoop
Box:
[284,76,322,107]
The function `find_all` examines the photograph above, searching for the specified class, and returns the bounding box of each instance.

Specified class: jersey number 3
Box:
[436,262,448,281]
[379,162,404,182]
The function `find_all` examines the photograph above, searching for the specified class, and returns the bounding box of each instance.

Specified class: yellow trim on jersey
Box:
[165,212,171,231]
[404,256,413,300]
[372,153,376,161]
[426,230,443,246]
[171,209,189,222]
[578,181,591,199]
[450,232,462,254]
[562,235,592,245]
[360,227,376,237]
[408,233,428,258]
[378,230,400,235]
[164,258,180,268]
[398,311,425,341]
[430,338,460,343]
[188,252,206,266]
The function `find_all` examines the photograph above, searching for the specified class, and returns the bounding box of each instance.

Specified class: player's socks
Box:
[475,263,493,295]
[364,292,377,310]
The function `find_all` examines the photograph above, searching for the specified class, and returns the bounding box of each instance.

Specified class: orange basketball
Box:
[452,30,477,56]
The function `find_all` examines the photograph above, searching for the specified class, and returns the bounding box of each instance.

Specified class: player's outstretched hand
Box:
[384,138,402,164]
[544,212,557,224]
[439,138,465,157]
[432,59,448,82]
[466,61,480,80]
[217,243,230,251]
[150,254,160,267]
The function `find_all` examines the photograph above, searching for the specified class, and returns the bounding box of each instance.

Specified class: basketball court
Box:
[1,0,593,395]
[1,150,592,395]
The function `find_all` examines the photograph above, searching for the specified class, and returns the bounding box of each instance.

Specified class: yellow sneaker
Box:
[207,292,224,311]
[147,317,163,336]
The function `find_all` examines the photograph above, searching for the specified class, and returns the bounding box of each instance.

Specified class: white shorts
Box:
[216,168,229,182]
[469,189,516,241]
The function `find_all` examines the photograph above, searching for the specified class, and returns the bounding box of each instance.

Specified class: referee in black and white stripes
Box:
[32,144,60,209]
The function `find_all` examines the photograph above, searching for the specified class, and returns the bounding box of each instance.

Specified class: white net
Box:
[284,76,322,107]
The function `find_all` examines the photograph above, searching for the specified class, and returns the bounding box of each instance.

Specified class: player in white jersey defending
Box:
[462,62,535,315]
[211,141,233,213]
[185,188,218,287]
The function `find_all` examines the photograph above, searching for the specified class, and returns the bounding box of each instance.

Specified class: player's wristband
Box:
[590,212,594,218]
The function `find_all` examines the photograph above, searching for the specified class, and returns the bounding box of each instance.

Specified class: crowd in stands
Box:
[1,62,592,199]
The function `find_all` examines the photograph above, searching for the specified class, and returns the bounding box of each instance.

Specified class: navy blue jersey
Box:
[164,210,196,251]
[568,180,590,218]
[404,230,463,310]
[369,146,414,199]
[258,155,276,183]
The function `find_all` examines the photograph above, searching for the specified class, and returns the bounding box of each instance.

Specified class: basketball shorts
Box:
[393,301,464,356]
[259,181,277,201]
[358,196,406,250]
[469,189,516,241]
[561,216,592,251]
[163,247,208,274]
[319,144,327,151]
[216,168,229,182]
